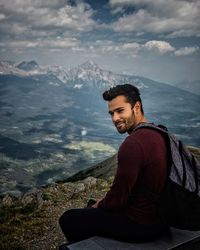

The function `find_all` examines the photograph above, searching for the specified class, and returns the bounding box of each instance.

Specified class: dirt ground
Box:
[0,177,112,250]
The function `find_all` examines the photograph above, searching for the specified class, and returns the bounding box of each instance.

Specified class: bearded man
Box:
[59,84,169,247]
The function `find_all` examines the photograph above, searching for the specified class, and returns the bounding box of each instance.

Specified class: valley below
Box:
[0,60,199,195]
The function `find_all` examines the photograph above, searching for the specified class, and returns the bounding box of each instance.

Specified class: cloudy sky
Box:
[0,0,200,83]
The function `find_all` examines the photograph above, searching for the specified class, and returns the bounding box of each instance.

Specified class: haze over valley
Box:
[0,60,199,196]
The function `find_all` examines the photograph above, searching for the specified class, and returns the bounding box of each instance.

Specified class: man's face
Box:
[108,95,136,134]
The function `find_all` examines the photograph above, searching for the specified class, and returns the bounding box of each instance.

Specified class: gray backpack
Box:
[134,123,200,230]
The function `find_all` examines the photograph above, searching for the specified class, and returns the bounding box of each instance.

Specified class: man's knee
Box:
[59,208,96,242]
[59,209,76,230]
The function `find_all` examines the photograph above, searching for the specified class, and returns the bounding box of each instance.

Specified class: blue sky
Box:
[0,0,199,83]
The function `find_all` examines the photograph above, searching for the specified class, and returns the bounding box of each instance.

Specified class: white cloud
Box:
[122,43,140,50]
[90,40,178,57]
[144,40,175,54]
[30,3,96,31]
[0,13,6,21]
[109,0,200,37]
[96,39,197,58]
[0,0,67,10]
[111,9,182,34]
[174,47,199,56]
[0,0,96,38]
[0,0,98,60]
[95,41,141,57]
[1,34,196,60]
[0,37,78,49]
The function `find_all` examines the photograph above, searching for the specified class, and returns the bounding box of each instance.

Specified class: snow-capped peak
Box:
[0,59,147,90]
[17,60,39,71]
[78,60,99,71]
[0,61,28,76]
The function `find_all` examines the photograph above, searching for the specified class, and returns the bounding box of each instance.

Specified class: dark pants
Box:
[59,207,168,244]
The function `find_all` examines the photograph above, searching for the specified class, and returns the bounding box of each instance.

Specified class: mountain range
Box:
[1,60,200,94]
[174,80,200,95]
[0,60,199,195]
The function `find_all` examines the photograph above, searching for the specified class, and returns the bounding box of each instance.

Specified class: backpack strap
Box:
[133,122,172,169]
[133,122,169,135]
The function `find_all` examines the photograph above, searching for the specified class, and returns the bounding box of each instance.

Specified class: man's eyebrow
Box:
[108,107,124,114]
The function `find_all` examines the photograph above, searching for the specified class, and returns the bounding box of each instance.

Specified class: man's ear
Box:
[133,101,141,113]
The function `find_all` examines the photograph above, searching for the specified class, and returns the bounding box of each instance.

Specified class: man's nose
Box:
[112,112,120,123]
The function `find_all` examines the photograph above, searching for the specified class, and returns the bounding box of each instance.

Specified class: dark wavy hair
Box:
[102,84,144,114]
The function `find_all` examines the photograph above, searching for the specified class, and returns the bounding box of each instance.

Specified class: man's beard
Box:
[115,121,127,134]
[114,115,135,134]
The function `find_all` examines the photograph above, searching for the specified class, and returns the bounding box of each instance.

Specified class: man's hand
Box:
[92,198,102,208]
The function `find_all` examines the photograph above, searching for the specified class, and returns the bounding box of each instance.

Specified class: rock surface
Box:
[0,147,200,250]
[0,175,113,250]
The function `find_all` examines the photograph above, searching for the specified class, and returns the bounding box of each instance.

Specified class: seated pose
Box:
[59,84,169,244]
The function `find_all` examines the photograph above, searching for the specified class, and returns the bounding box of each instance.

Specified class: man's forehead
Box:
[108,95,128,105]
[108,95,130,110]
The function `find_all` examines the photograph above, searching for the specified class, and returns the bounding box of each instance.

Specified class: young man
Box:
[59,84,169,245]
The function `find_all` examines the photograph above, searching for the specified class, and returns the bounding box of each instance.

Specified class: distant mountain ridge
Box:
[174,80,200,95]
[1,60,199,95]
[0,60,131,90]
[0,59,199,145]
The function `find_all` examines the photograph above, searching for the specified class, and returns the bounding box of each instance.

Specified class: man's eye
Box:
[118,110,124,113]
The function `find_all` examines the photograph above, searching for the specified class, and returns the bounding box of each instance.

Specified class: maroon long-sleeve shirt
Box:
[98,128,168,224]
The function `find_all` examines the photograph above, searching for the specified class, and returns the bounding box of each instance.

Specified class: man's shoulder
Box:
[127,127,167,147]
[130,127,164,138]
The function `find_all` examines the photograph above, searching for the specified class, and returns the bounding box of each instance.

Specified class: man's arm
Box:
[98,137,144,211]
[92,198,103,208]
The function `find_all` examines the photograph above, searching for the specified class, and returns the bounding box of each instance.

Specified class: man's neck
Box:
[135,116,148,128]
[128,116,148,134]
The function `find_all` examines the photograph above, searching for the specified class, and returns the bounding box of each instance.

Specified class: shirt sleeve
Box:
[98,136,144,211]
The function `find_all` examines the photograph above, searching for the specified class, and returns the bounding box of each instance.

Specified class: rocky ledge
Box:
[0,146,199,250]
